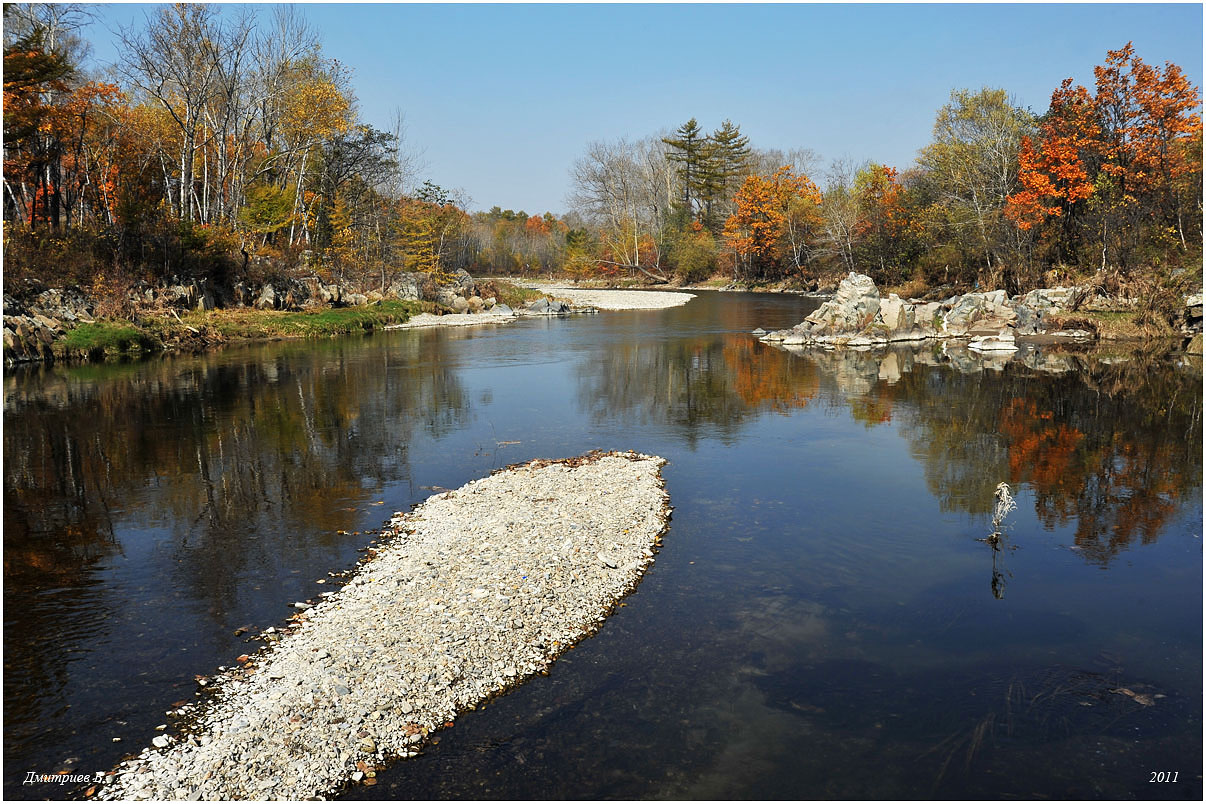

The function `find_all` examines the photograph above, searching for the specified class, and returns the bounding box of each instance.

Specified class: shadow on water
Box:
[3,291,1201,799]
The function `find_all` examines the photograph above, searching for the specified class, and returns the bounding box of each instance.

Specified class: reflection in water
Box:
[775,342,1202,565]
[3,335,468,790]
[576,334,818,445]
[3,294,1201,800]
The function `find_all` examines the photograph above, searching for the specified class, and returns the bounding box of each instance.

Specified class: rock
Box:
[254,285,277,311]
[387,275,422,302]
[451,297,470,314]
[231,282,252,308]
[483,297,497,309]
[876,294,915,332]
[526,298,551,314]
[194,280,215,311]
[942,292,1015,336]
[801,272,881,335]
[752,328,767,336]
[345,293,368,307]
[152,736,171,749]
[467,296,484,312]
[968,333,1018,352]
[1186,332,1203,354]
[88,453,672,802]
[493,304,514,316]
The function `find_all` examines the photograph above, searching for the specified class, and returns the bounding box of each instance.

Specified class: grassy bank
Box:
[161,300,426,340]
[51,300,427,361]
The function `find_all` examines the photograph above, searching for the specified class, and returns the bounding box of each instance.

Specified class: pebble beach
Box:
[96,452,670,801]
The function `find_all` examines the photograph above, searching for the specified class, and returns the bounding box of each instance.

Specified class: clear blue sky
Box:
[81,3,1203,214]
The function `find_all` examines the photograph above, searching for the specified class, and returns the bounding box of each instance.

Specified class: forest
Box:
[3,3,1202,320]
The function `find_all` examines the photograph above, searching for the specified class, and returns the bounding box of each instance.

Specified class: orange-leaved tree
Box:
[723,165,822,281]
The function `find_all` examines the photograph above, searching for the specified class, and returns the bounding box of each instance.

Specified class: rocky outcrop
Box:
[525,297,572,315]
[760,272,1098,349]
[3,289,98,364]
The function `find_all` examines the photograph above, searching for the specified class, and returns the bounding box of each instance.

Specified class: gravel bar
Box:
[515,285,696,310]
[384,310,519,329]
[97,451,670,801]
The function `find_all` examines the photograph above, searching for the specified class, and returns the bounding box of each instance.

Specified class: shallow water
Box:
[4,291,1202,799]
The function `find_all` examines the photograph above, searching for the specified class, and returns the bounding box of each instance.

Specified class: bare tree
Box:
[569,138,668,281]
[119,4,226,220]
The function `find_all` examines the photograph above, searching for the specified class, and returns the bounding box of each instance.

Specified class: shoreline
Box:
[4,288,702,369]
[95,452,671,801]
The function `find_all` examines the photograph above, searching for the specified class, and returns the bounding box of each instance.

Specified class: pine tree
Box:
[700,119,752,230]
[662,118,708,219]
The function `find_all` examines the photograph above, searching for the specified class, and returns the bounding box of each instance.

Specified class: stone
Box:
[387,275,422,301]
[254,285,277,311]
[451,297,470,314]
[876,294,914,332]
[801,272,880,335]
[968,333,1018,353]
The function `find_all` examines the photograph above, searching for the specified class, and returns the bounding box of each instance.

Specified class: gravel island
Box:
[97,451,670,801]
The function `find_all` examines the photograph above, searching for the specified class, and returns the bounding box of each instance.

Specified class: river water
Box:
[4,291,1202,799]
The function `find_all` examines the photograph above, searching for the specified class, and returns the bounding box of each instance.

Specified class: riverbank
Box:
[95,451,670,801]
[3,279,705,367]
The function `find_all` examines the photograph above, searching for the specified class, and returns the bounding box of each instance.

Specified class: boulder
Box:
[194,280,215,311]
[387,274,423,301]
[968,333,1018,353]
[451,296,470,313]
[876,293,916,332]
[801,272,880,335]
[467,295,484,313]
[254,284,277,311]
[942,292,1016,336]
[232,282,252,307]
[344,293,368,307]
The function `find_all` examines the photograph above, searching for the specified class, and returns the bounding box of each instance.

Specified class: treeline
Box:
[3,3,1201,307]
[1,3,567,299]
[566,44,1202,302]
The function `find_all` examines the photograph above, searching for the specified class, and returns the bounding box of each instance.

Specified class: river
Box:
[4,290,1201,799]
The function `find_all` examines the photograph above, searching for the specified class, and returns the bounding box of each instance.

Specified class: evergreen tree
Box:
[662,118,708,219]
[700,119,752,230]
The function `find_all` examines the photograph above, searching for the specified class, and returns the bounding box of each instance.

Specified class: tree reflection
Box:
[2,334,470,771]
[576,334,819,446]
[773,343,1202,566]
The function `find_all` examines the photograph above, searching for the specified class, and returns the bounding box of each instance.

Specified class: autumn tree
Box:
[1005,44,1202,284]
[723,165,823,281]
[918,88,1035,288]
